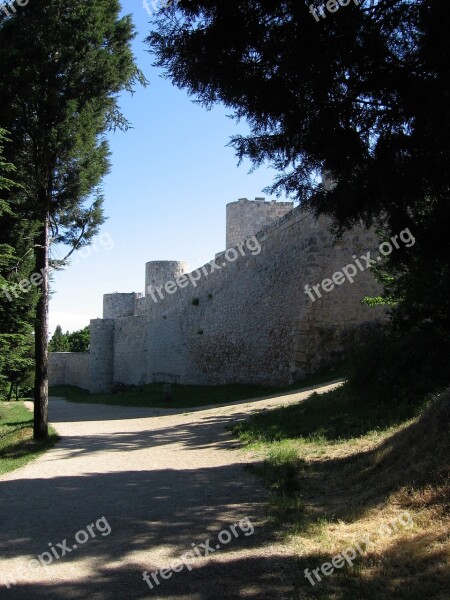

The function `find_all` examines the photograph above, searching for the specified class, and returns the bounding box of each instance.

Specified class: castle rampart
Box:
[49,198,385,391]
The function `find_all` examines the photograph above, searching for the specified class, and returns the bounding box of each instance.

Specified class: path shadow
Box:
[37,403,288,460]
[0,467,294,600]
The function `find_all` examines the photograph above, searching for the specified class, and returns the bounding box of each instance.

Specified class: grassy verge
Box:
[0,402,59,476]
[49,365,346,409]
[231,385,449,599]
[232,385,426,446]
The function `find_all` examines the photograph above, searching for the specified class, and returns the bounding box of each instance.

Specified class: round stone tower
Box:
[89,319,115,393]
[226,197,294,249]
[103,293,140,320]
[145,261,190,297]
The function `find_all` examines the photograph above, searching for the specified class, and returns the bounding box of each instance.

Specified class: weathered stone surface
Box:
[48,352,90,389]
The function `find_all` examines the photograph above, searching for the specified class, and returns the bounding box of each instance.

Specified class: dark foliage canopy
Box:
[148,0,450,332]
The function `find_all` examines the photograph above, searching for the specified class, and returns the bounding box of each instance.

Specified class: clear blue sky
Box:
[49,0,288,334]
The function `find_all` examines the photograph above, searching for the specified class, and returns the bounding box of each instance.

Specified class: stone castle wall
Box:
[48,352,90,389]
[49,199,385,392]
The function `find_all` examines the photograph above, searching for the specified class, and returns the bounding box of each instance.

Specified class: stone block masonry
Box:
[89,319,115,393]
[48,352,90,389]
[49,198,385,391]
[104,293,143,320]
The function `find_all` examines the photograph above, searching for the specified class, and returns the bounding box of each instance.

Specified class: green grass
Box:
[231,384,428,527]
[229,384,449,600]
[231,385,427,447]
[49,365,346,409]
[264,443,305,491]
[0,402,59,476]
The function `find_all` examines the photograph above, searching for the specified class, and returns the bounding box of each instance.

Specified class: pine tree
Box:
[0,1,146,437]
[48,326,70,353]
[0,128,36,401]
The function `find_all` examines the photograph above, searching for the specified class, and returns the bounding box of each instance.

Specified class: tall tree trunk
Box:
[34,212,49,440]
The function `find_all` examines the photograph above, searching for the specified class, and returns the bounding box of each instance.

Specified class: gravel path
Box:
[0,382,340,600]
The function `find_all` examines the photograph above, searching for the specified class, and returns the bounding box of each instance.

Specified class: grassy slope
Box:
[0,402,59,476]
[49,365,347,409]
[232,386,450,600]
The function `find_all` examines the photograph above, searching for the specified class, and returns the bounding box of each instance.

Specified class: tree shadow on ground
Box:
[295,390,450,525]
[294,530,449,600]
[231,386,426,444]
[0,467,294,600]
[40,407,279,460]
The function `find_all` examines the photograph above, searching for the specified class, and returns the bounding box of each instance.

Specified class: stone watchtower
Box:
[89,293,143,393]
[145,261,190,298]
[226,197,293,248]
